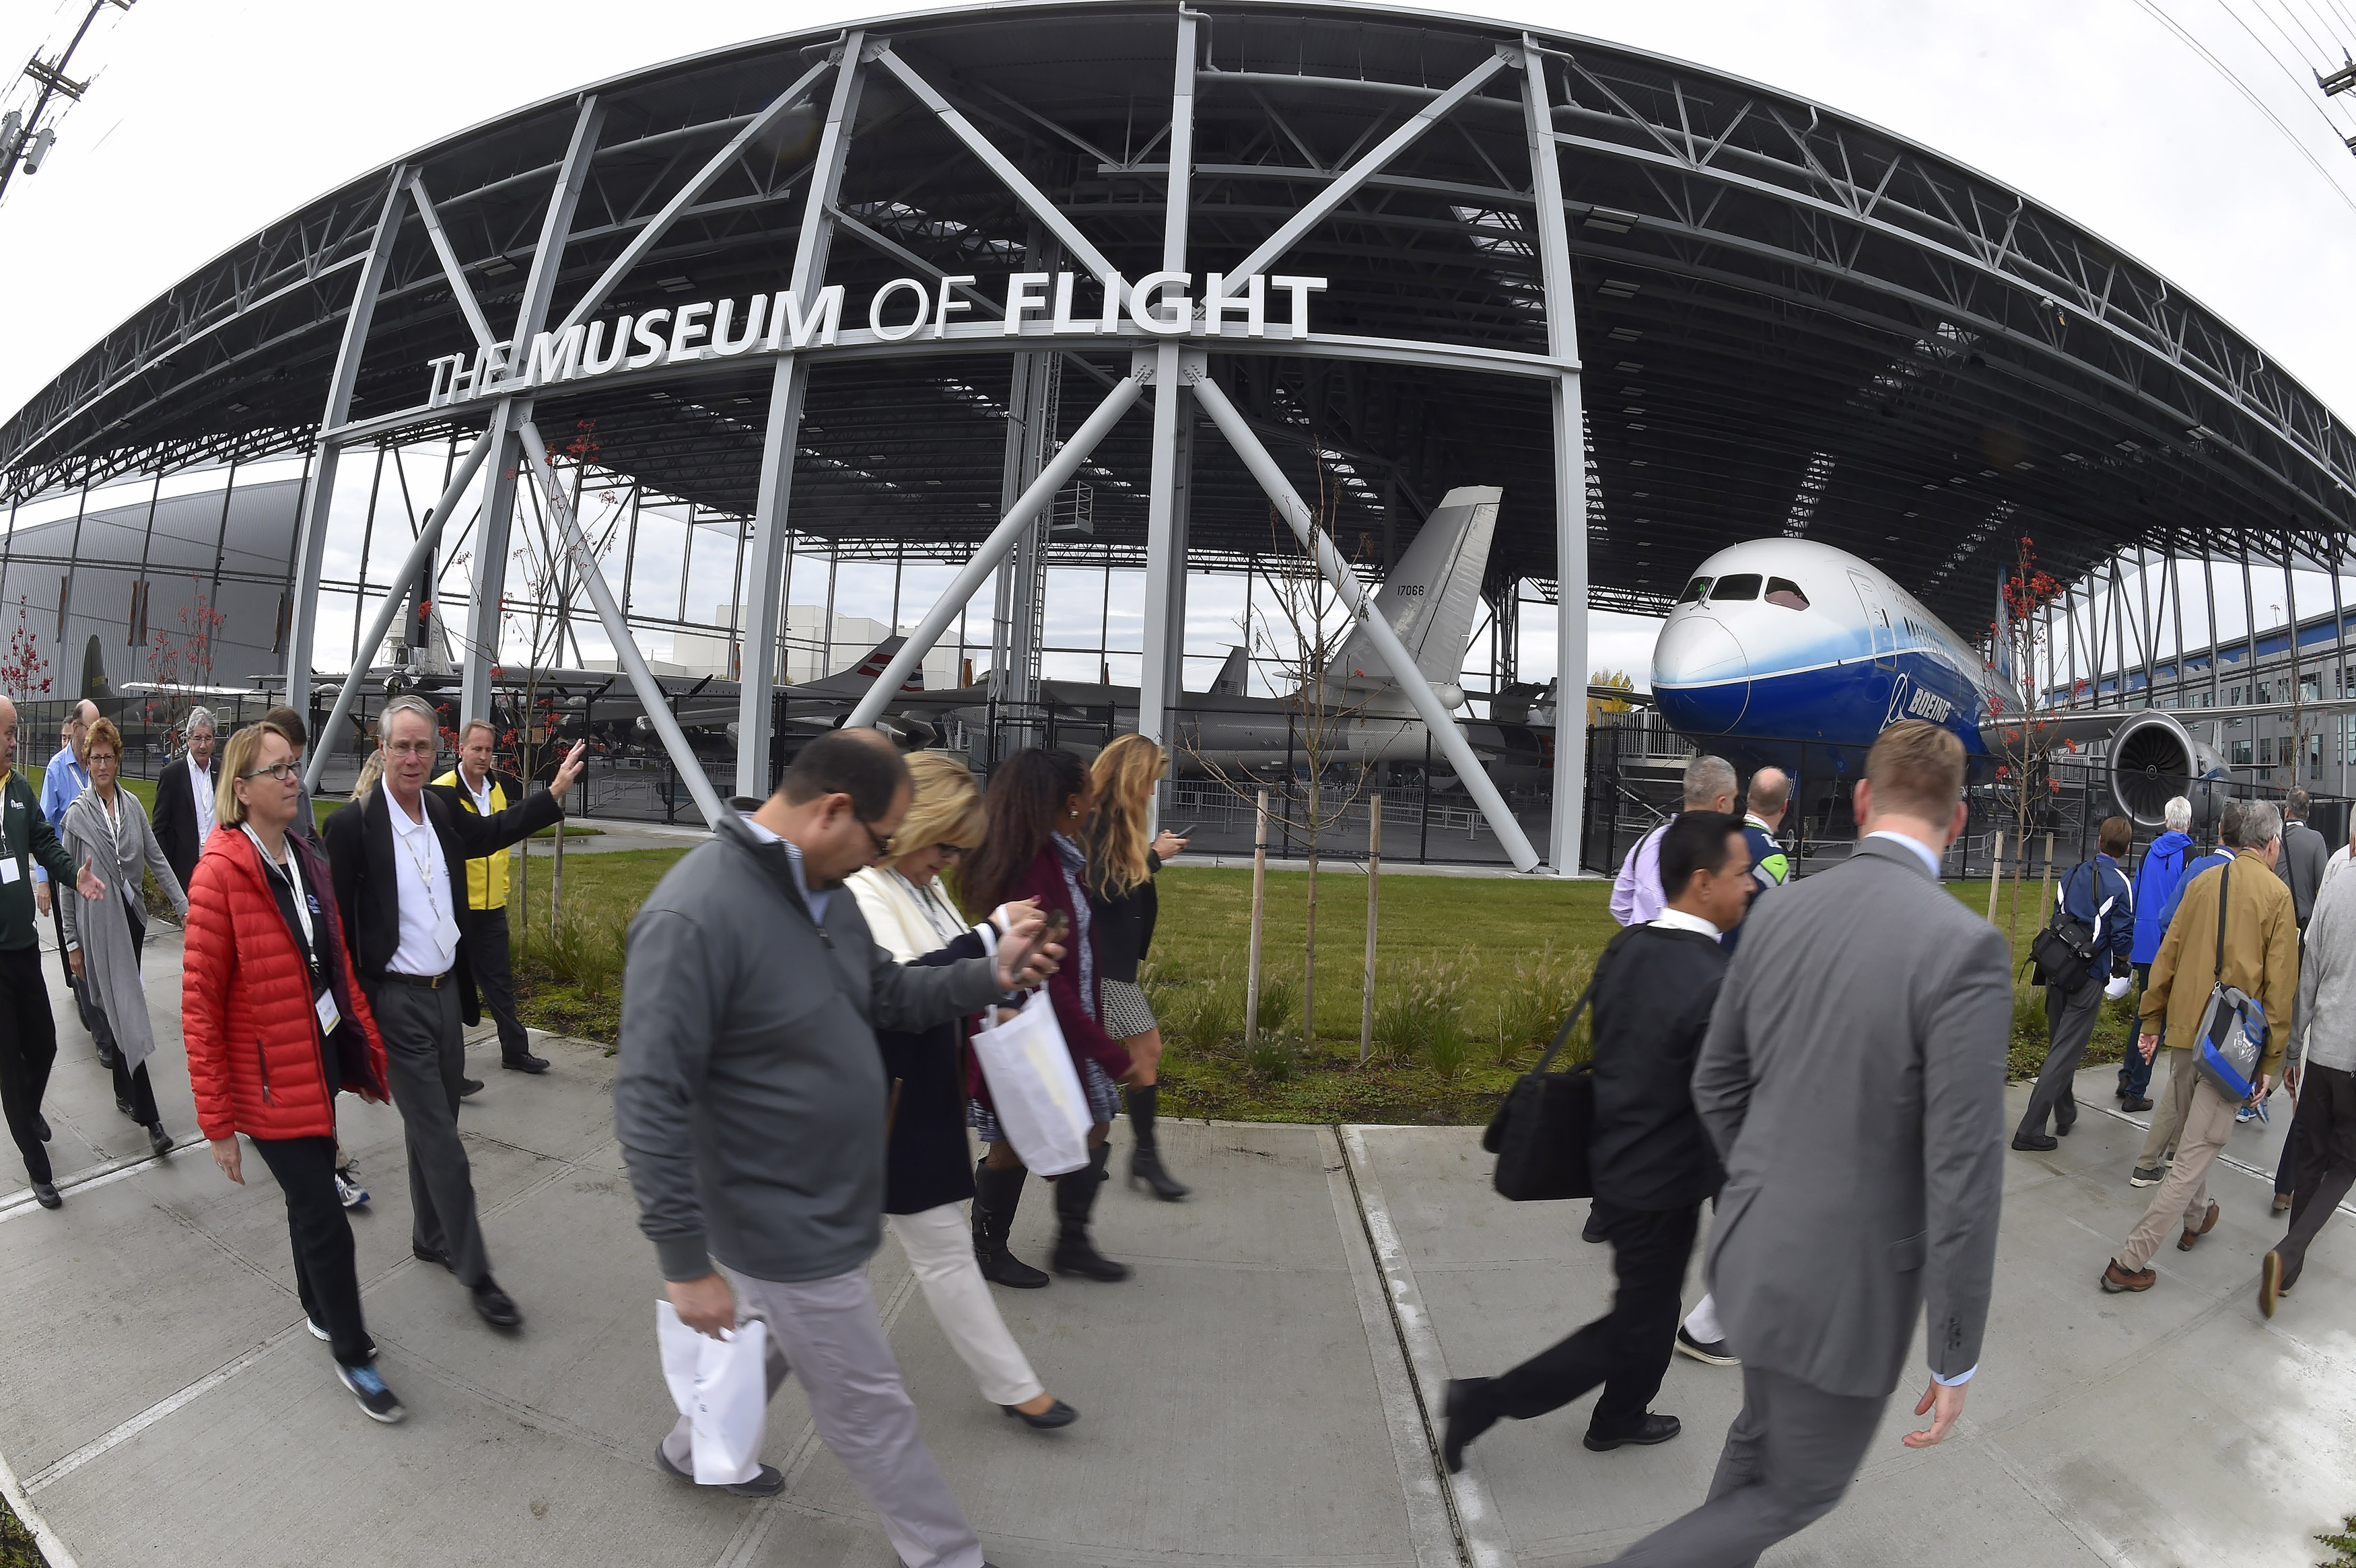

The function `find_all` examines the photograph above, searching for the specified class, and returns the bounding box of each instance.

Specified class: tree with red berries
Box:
[1984,536,2068,940]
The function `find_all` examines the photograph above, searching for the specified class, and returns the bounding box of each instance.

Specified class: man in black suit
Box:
[1443,811,1754,1468]
[324,696,584,1328]
[151,706,219,894]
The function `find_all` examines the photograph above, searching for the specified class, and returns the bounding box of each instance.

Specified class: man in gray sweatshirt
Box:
[615,729,1052,1566]
[2266,836,2356,1316]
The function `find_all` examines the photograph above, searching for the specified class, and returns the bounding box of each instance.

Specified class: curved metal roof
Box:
[4,0,2351,634]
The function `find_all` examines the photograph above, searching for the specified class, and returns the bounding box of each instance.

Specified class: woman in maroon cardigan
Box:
[959,747,1134,1285]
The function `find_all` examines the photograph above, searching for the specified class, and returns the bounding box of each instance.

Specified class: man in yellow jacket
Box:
[2102,798,2297,1293]
[431,720,548,1076]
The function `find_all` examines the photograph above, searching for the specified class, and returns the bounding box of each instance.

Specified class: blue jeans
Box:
[2117,964,2154,1098]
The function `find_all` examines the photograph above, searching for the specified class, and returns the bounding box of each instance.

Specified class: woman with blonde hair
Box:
[60,717,186,1159]
[1081,733,1190,1199]
[848,750,1077,1427]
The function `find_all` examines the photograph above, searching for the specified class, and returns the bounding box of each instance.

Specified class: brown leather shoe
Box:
[2260,1250,2283,1319]
[2272,1192,2293,1215]
[2100,1258,2155,1293]
[2178,1201,2220,1251]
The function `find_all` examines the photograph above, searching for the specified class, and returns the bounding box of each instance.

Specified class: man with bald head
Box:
[36,699,106,1060]
[0,697,101,1209]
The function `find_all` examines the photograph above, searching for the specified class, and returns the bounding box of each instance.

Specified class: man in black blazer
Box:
[151,707,219,894]
[1443,810,1755,1469]
[324,696,584,1329]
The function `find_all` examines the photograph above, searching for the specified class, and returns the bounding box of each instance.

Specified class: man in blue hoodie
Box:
[2120,798,2195,1112]
[2014,817,2135,1151]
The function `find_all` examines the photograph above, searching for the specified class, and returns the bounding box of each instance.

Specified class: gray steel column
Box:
[1189,362,1540,871]
[2333,560,2349,794]
[1136,5,1198,766]
[463,96,602,725]
[2135,546,2156,704]
[1522,42,1587,875]
[2203,556,2219,708]
[285,168,409,704]
[736,38,865,798]
[2170,550,2186,708]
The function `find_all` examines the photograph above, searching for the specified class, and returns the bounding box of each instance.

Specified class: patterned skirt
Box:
[1099,978,1156,1040]
[969,1056,1121,1145]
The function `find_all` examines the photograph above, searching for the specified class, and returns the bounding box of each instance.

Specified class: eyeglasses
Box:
[386,740,436,757]
[242,761,300,783]
[856,818,893,857]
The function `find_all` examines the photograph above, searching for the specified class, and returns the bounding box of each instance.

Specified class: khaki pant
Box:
[2135,1046,2190,1168]
[2118,1074,2240,1271]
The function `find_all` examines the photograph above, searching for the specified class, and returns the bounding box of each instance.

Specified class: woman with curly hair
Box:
[1080,733,1190,1200]
[958,746,1133,1284]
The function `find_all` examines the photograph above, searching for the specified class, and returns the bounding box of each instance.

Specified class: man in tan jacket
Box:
[2102,799,2297,1293]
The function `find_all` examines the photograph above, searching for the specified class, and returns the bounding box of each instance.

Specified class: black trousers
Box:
[106,913,159,1129]
[50,897,106,1048]
[0,943,58,1184]
[462,905,529,1060]
[2279,1062,2356,1289]
[250,1135,376,1367]
[1486,1201,1700,1436]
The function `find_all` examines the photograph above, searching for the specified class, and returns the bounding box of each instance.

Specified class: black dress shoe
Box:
[413,1244,453,1270]
[654,1442,784,1497]
[501,1051,550,1074]
[94,1043,119,1071]
[115,1096,134,1119]
[30,1180,60,1209]
[472,1278,522,1328]
[459,1077,485,1098]
[2011,1133,2058,1152]
[1001,1398,1078,1429]
[1582,1207,1607,1243]
[1584,1412,1682,1451]
[1441,1378,1498,1474]
[147,1124,172,1159]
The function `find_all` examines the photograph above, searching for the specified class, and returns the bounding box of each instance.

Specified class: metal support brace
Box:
[284,167,410,707]
[517,419,725,826]
[1188,361,1540,871]
[738,39,864,797]
[464,96,604,725]
[847,369,1149,728]
[1520,44,1589,874]
[1135,7,1198,789]
[407,177,498,355]
[304,411,504,793]
[557,55,838,338]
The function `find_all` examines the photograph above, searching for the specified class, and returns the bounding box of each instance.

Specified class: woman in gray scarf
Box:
[61,717,186,1157]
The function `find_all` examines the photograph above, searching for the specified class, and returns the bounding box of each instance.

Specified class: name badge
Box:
[315,990,341,1034]
[0,859,20,885]
[436,908,461,951]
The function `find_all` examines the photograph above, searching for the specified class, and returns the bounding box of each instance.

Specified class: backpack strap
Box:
[2214,860,2230,983]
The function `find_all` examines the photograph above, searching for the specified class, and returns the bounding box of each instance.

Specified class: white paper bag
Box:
[655,1301,769,1485]
[969,988,1091,1176]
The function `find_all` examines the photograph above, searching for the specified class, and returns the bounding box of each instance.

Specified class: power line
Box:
[2130,0,2356,211]
[0,0,133,209]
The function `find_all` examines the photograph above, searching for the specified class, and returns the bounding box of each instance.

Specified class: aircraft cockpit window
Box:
[1677,577,1712,604]
[1711,574,1762,602]
[1764,577,1810,610]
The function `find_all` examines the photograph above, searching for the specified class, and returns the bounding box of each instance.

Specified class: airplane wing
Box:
[1980,697,2356,753]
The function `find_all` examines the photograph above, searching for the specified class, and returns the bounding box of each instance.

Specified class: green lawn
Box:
[499,851,2122,1122]
[1,1493,45,1568]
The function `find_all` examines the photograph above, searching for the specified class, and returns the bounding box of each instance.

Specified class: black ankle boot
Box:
[1052,1143,1131,1281]
[971,1159,1049,1289]
[1126,1084,1189,1201]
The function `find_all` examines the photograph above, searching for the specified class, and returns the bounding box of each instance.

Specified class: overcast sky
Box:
[2,0,2352,690]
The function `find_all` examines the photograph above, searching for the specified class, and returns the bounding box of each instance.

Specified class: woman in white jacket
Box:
[848,750,1075,1429]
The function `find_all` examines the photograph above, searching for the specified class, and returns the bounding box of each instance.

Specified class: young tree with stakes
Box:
[1985,536,2068,941]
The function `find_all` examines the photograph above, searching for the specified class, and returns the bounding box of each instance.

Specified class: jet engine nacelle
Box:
[2108,711,2227,829]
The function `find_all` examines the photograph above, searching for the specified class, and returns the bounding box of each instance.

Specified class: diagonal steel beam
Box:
[304,409,504,795]
[871,45,1120,285]
[847,366,1149,728]
[1213,49,1512,299]
[1189,358,1541,871]
[407,176,498,353]
[555,55,837,337]
[518,417,726,826]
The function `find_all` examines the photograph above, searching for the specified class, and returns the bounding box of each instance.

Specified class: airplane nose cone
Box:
[1652,615,1750,733]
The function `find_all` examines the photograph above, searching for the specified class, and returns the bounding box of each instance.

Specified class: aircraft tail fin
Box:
[1331,485,1501,696]
[793,635,924,698]
[1207,645,1249,697]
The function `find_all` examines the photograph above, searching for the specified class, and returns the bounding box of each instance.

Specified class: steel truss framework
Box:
[5,2,2354,867]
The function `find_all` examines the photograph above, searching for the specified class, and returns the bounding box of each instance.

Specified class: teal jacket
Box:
[0,769,77,951]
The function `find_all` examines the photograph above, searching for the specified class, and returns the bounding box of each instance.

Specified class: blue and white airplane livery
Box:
[1642,536,2326,825]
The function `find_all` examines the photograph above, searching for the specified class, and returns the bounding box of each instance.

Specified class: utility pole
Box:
[0,1,135,209]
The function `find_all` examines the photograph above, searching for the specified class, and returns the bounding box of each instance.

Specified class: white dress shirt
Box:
[463,768,495,818]
[386,791,460,976]
[190,755,216,840]
[1648,906,1722,939]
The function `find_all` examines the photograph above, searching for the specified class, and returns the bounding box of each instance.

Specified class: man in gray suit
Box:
[1612,720,2012,1567]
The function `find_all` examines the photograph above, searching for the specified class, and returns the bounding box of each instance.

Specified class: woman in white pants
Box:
[849,752,1076,1429]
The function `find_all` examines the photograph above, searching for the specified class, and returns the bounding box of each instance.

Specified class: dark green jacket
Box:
[0,769,75,951]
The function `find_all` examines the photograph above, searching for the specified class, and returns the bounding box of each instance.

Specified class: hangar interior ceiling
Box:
[3,1,2351,645]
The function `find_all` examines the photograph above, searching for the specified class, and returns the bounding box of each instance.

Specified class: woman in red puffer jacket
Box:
[183,719,405,1425]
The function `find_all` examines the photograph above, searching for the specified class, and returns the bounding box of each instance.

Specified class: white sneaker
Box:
[335,1172,369,1209]
[306,1318,331,1342]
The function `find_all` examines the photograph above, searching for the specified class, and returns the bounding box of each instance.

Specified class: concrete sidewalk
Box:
[1,935,2349,1567]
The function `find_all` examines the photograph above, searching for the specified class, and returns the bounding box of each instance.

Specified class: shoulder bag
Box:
[2028,863,2103,994]
[1482,929,1634,1202]
[2192,861,2266,1102]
